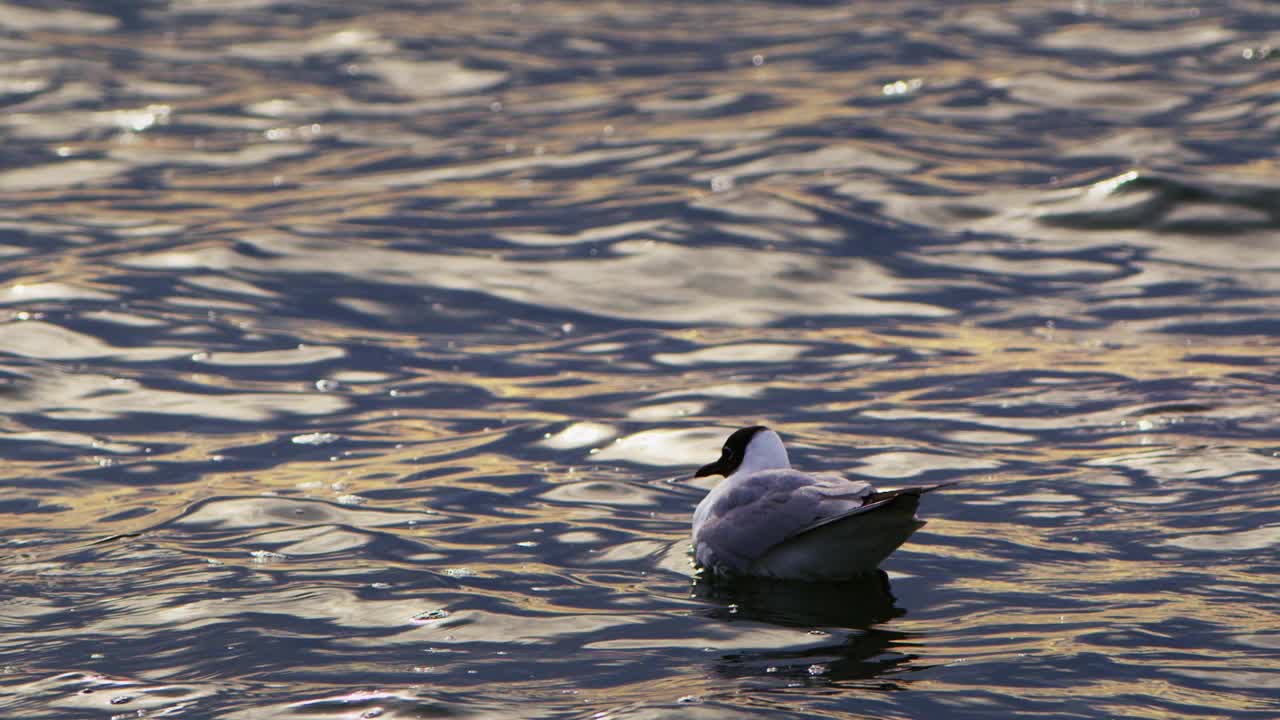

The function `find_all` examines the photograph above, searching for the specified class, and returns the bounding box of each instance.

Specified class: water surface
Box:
[1,2,1279,718]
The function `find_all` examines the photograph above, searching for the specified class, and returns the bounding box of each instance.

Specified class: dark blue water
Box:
[1,2,1279,718]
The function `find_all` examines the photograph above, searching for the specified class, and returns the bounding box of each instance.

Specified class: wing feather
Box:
[693,469,875,573]
[792,481,957,536]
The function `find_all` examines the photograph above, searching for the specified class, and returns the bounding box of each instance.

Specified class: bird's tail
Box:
[862,480,957,506]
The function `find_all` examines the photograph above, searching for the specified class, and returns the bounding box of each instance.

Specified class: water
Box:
[2,1,1279,717]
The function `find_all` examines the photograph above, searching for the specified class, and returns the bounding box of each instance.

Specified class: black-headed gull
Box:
[692,425,950,580]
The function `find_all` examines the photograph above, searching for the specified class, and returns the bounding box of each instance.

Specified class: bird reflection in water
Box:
[692,570,918,685]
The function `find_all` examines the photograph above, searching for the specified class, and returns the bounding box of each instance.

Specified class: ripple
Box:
[540,422,617,449]
[0,159,129,191]
[0,368,349,422]
[367,59,509,98]
[1041,23,1233,56]
[0,672,214,717]
[0,321,184,361]
[592,428,723,467]
[854,452,1001,480]
[278,690,469,720]
[169,496,436,531]
[128,235,954,326]
[1162,525,1280,552]
[541,480,664,507]
[653,343,809,366]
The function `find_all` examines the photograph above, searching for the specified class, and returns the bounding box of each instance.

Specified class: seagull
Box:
[691,425,951,580]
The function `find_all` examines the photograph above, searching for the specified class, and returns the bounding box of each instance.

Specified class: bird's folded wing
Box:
[793,481,957,536]
[695,470,874,571]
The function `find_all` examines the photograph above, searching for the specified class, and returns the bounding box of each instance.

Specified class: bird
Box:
[691,425,951,581]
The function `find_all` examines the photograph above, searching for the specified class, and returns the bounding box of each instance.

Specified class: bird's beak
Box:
[693,460,724,479]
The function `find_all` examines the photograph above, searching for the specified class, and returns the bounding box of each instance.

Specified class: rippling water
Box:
[2,1,1279,718]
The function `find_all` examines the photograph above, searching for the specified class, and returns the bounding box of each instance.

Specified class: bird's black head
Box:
[694,425,768,479]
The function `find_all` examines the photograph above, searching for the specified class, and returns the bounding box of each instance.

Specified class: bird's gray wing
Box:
[791,481,957,536]
[694,469,874,571]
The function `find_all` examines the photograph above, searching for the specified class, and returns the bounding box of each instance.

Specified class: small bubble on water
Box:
[677,695,701,704]
[362,709,384,718]
[710,175,734,192]
[808,663,829,676]
[315,379,340,391]
[751,54,765,66]
[90,654,105,659]
[412,609,450,622]
[109,695,132,705]
[765,666,779,673]
[336,494,367,506]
